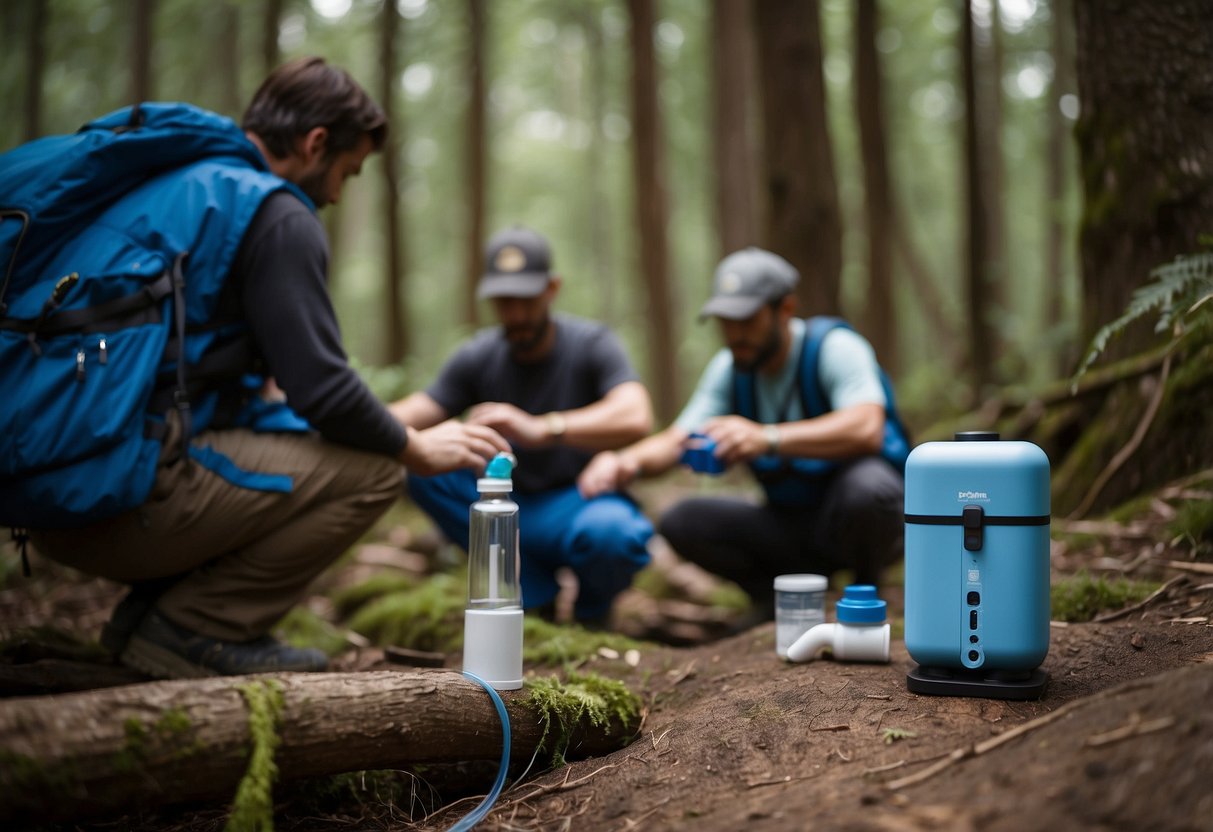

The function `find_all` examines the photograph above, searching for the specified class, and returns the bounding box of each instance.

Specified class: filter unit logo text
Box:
[957,490,989,501]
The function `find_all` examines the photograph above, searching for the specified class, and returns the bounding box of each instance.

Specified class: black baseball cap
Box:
[477,226,553,299]
[699,247,800,320]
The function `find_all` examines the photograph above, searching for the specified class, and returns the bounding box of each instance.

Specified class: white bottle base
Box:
[463,608,524,690]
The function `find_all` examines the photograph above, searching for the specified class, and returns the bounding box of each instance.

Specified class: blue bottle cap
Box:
[484,452,516,479]
[836,584,887,624]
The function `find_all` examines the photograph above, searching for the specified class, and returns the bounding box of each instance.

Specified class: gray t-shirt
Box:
[427,312,640,493]
[674,318,887,431]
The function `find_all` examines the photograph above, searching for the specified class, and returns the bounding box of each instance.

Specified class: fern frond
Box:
[1072,251,1213,386]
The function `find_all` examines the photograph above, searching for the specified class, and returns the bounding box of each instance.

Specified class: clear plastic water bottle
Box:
[463,453,524,689]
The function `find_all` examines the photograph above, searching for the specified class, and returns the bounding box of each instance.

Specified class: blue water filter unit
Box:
[904,431,1051,699]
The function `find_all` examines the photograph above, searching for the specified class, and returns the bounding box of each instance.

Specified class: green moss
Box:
[226,680,284,832]
[275,606,348,656]
[524,672,641,766]
[0,749,73,794]
[1169,499,1213,548]
[331,572,419,617]
[1051,570,1160,622]
[347,572,465,652]
[704,582,751,612]
[522,617,648,667]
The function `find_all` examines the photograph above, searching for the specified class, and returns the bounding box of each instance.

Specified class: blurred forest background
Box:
[2,0,1208,453]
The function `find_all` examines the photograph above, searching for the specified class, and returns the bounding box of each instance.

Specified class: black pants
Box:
[658,457,904,613]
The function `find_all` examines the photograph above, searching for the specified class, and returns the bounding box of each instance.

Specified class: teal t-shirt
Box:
[674,318,886,431]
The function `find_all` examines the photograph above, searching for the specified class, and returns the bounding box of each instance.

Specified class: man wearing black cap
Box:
[578,247,908,621]
[390,226,654,626]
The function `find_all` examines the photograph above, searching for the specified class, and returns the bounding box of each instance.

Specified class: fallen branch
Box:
[0,670,637,824]
[1085,715,1176,748]
[1155,559,1213,576]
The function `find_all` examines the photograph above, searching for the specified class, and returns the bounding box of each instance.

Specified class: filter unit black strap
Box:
[904,514,1051,525]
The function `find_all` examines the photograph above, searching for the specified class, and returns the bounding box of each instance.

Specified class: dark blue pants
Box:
[658,457,904,613]
[408,470,653,620]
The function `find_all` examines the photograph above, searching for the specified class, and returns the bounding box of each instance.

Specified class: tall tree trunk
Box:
[984,0,1007,368]
[581,4,616,325]
[463,0,487,329]
[752,0,843,317]
[854,0,896,374]
[218,1,242,117]
[962,0,993,397]
[1044,0,1075,374]
[380,0,408,363]
[23,0,47,141]
[131,0,155,104]
[1072,1,1213,347]
[627,0,680,422]
[711,0,759,258]
[262,0,284,76]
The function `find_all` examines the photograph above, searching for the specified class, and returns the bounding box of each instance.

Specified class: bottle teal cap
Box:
[837,584,887,624]
[484,452,516,479]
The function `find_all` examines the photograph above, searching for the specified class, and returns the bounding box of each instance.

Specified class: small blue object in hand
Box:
[681,432,725,475]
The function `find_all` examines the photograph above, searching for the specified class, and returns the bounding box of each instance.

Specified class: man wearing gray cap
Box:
[390,226,655,627]
[579,247,908,621]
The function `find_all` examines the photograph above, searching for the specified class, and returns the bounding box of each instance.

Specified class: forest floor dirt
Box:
[2,474,1212,831]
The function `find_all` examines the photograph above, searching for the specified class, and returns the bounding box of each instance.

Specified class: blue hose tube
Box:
[447,671,512,831]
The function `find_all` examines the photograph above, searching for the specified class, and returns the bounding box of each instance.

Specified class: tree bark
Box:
[962,0,993,397]
[580,4,617,325]
[1044,0,1075,375]
[1072,0,1213,347]
[262,0,284,76]
[218,0,242,117]
[711,0,759,258]
[854,0,896,374]
[23,0,47,142]
[381,0,409,363]
[0,670,637,824]
[752,0,842,317]
[627,0,680,422]
[131,0,155,104]
[463,0,488,329]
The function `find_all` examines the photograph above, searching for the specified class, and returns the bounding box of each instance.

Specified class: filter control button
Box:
[969,610,978,630]
[967,591,980,605]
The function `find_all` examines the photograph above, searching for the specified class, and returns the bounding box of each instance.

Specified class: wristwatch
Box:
[763,424,781,454]
[545,411,567,442]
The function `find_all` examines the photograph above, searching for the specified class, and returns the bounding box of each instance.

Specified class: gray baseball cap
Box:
[477,226,553,299]
[699,247,799,320]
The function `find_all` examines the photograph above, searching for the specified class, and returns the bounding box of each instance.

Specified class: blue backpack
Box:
[0,103,308,532]
[733,316,910,507]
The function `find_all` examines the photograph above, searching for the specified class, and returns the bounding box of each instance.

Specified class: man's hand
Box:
[400,419,510,476]
[466,402,551,448]
[703,415,774,465]
[577,450,639,499]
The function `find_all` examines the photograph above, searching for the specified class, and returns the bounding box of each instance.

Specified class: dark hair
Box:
[242,56,387,159]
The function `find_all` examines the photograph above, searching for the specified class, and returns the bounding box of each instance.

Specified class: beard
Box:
[296,161,332,209]
[504,313,552,358]
[730,321,782,372]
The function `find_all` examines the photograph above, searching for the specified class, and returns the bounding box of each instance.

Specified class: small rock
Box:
[624,648,641,667]
[1130,632,1145,650]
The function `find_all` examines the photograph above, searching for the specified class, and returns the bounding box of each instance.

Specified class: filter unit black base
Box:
[907,665,1048,700]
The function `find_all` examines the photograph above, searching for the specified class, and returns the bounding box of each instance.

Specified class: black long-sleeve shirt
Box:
[222,190,406,456]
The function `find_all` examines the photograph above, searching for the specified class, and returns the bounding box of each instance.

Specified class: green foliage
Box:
[347,572,465,652]
[1073,250,1213,382]
[1168,500,1213,551]
[227,680,285,832]
[524,672,641,766]
[1050,570,1159,623]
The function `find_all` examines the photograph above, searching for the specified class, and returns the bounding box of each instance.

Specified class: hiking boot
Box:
[99,578,178,658]
[120,609,328,679]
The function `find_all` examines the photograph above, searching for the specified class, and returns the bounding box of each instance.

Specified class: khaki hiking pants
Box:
[31,416,404,641]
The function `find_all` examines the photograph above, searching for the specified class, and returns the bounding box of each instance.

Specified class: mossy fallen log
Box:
[0,669,640,824]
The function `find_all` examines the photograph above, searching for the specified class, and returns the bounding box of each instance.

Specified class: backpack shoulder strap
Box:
[798,315,848,418]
